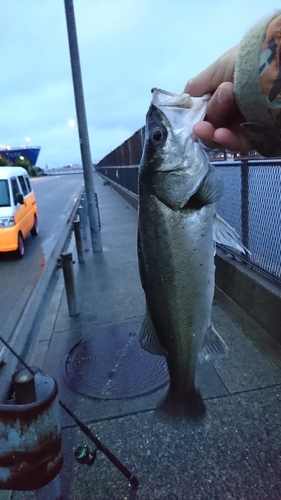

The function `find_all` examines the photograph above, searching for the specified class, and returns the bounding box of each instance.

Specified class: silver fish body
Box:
[138,186,215,416]
[138,89,246,420]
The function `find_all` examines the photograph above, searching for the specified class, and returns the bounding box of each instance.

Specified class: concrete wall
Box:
[215,248,281,344]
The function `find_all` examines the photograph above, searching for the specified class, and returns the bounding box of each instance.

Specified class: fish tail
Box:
[156,386,206,421]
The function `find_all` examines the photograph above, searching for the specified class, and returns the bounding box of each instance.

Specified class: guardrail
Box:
[97,160,281,285]
[0,186,85,403]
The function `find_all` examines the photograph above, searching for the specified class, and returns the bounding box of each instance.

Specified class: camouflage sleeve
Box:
[233,10,281,157]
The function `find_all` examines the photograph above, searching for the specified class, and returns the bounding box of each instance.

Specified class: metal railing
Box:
[98,165,139,195]
[97,158,281,285]
[213,159,281,284]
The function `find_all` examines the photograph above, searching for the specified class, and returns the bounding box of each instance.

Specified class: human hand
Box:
[184,46,253,153]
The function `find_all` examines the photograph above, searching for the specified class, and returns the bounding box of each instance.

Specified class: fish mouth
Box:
[151,88,210,108]
[152,88,193,108]
[151,87,210,117]
[150,88,210,156]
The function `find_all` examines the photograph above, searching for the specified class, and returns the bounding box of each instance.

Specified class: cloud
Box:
[1,0,280,166]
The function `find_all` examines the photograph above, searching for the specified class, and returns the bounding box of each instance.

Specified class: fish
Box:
[137,88,248,421]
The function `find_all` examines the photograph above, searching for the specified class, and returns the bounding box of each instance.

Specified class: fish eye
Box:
[150,127,167,145]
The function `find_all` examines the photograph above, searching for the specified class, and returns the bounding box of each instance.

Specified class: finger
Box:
[212,128,253,154]
[205,82,241,129]
[192,121,221,149]
[192,122,253,153]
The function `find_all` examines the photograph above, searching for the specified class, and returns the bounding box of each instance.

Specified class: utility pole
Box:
[64,0,102,252]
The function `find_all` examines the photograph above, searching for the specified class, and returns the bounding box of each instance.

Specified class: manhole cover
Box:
[62,321,169,399]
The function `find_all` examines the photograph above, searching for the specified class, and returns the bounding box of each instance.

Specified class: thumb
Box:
[206,82,239,128]
[184,45,238,97]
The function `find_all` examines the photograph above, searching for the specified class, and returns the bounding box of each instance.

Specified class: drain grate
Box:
[62,321,169,399]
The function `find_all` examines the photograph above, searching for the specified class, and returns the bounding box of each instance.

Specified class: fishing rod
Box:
[0,334,139,490]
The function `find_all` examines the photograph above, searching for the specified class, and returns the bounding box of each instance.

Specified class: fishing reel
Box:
[74,445,97,466]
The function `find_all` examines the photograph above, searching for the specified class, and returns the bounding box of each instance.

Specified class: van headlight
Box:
[0,217,15,228]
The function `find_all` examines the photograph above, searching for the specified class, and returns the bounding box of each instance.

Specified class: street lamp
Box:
[64,0,102,252]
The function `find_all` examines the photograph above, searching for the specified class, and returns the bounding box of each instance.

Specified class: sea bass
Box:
[138,89,247,421]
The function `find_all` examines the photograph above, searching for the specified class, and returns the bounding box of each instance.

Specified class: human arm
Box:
[185,10,281,157]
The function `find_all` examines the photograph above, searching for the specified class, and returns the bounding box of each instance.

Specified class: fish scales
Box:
[138,89,247,421]
[138,177,214,419]
[139,187,215,356]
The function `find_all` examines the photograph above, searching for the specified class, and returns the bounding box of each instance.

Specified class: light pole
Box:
[64,0,102,253]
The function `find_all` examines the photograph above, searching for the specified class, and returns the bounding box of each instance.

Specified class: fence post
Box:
[81,194,88,219]
[73,218,85,263]
[241,161,249,249]
[60,252,80,317]
[77,205,87,241]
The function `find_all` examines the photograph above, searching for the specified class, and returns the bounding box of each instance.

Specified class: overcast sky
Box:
[1,0,280,168]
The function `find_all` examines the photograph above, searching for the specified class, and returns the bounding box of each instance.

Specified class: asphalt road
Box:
[0,174,83,350]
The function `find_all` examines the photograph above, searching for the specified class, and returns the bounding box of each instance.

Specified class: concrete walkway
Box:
[8,173,281,499]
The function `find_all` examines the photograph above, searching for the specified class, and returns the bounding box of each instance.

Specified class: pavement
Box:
[3,172,281,500]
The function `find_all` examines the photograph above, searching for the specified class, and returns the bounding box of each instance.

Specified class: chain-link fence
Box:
[214,159,281,283]
[97,137,281,284]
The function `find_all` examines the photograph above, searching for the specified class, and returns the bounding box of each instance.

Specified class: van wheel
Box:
[15,233,24,258]
[31,215,39,236]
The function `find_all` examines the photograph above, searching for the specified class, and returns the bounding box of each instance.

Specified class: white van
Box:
[0,166,38,258]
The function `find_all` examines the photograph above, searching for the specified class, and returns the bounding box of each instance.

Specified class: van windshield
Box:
[0,180,11,207]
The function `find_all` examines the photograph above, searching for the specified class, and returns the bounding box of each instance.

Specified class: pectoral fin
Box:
[196,165,224,205]
[199,325,229,363]
[139,308,168,356]
[214,213,250,254]
[188,165,224,208]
